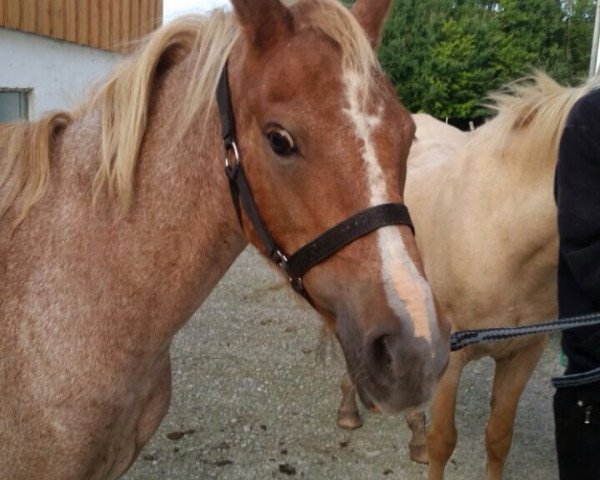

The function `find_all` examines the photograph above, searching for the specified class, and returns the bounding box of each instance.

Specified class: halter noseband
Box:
[216,62,414,305]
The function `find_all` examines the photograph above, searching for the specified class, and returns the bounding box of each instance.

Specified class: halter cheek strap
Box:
[216,61,414,304]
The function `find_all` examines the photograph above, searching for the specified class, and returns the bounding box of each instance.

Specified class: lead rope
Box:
[450,311,600,387]
[450,311,600,352]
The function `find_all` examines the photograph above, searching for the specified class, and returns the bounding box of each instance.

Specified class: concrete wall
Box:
[0,28,121,119]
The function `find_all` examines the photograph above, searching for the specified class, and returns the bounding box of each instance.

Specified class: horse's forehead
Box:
[239,28,406,139]
[254,32,342,82]
[240,46,346,119]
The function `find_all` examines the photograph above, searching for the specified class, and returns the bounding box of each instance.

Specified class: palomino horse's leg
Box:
[406,410,429,463]
[427,351,468,480]
[337,372,363,429]
[484,337,547,480]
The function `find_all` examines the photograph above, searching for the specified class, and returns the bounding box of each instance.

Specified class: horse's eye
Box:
[267,129,296,157]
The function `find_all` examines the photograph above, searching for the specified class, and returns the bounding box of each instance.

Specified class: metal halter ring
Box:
[224,141,240,168]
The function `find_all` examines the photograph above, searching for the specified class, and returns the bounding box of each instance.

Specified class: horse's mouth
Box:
[355,382,376,410]
[351,364,436,415]
[354,375,404,415]
[356,381,432,415]
[355,381,401,415]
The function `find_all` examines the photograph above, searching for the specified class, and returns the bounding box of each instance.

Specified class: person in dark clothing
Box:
[554,87,600,480]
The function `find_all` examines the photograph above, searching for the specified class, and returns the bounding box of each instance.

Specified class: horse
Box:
[335,72,599,479]
[0,0,450,478]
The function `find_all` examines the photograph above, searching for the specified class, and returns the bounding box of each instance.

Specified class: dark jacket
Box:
[555,88,600,377]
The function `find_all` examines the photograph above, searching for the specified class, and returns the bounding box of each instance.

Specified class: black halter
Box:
[216,62,414,304]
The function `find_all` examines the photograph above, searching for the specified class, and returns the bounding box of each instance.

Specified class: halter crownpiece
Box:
[216,61,414,304]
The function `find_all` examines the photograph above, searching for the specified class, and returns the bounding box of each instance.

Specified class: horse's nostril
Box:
[371,335,394,372]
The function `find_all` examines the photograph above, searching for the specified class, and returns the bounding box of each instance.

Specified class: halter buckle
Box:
[273,249,303,293]
[272,249,288,268]
[290,276,304,293]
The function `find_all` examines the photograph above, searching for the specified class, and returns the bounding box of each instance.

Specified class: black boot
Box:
[554,382,600,480]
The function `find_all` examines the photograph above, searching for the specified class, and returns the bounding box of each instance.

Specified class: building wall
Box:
[0,27,121,118]
[0,0,162,53]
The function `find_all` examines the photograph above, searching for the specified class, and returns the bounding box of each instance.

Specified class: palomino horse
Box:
[336,72,599,479]
[0,0,449,478]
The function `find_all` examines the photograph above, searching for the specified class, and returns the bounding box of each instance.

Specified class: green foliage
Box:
[347,0,596,121]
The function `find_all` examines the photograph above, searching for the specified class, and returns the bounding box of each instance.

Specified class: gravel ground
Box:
[123,248,562,480]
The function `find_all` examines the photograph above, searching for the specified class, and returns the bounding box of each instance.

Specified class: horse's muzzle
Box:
[357,324,448,413]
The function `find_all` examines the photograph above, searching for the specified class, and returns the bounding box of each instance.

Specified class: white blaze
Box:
[343,71,436,343]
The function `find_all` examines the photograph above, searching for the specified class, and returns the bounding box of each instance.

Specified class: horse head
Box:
[226,0,450,413]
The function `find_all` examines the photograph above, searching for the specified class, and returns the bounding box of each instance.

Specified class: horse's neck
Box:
[96,60,247,335]
[6,59,246,345]
[408,114,468,172]
[406,125,558,329]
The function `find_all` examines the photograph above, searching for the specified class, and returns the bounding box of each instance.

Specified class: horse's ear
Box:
[231,0,294,50]
[351,0,392,50]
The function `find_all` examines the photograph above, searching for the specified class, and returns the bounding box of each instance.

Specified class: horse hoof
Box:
[409,444,429,464]
[336,412,363,430]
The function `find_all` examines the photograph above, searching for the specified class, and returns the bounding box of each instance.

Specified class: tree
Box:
[563,0,597,76]
[345,0,596,122]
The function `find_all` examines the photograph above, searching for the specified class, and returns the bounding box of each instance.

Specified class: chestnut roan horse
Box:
[0,0,449,478]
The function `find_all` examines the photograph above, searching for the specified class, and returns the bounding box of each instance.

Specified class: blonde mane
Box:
[0,0,379,227]
[92,11,239,211]
[480,71,600,170]
[0,112,72,226]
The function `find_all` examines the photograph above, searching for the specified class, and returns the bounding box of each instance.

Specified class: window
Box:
[0,89,30,122]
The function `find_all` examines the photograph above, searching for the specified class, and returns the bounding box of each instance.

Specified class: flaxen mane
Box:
[481,71,600,168]
[0,111,72,226]
[0,0,379,226]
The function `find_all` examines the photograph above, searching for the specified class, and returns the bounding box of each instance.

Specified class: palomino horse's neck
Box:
[406,116,559,330]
